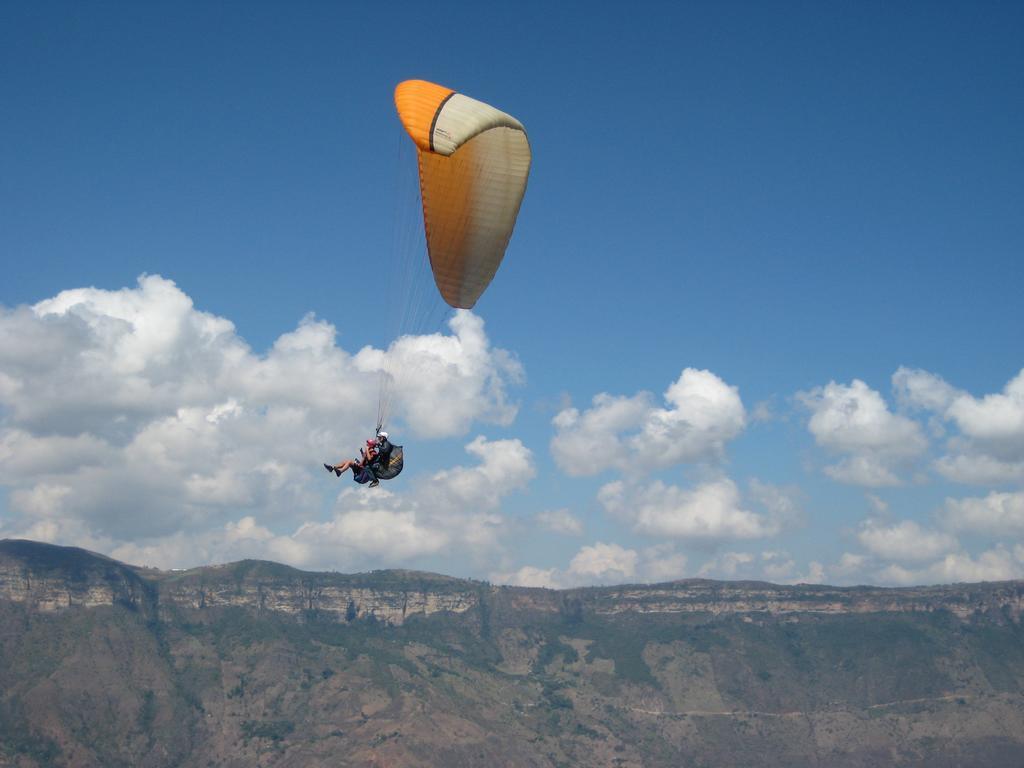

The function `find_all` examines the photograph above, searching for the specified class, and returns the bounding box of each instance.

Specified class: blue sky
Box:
[2,1,1022,586]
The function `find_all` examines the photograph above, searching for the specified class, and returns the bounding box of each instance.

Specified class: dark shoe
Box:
[369,479,380,488]
[324,463,334,473]
[335,468,342,477]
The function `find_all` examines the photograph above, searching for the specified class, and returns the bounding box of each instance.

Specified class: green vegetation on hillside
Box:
[3,540,1024,767]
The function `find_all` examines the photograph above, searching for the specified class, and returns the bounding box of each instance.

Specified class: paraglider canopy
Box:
[394,79,531,309]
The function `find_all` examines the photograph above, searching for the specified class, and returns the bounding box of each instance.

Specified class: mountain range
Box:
[1,538,1023,767]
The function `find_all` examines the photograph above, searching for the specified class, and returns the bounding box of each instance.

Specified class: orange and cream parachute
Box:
[394,80,531,309]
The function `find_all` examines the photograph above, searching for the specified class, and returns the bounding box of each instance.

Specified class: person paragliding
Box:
[324,432,404,488]
[325,437,382,487]
[371,432,392,472]
[323,80,526,487]
[370,431,405,481]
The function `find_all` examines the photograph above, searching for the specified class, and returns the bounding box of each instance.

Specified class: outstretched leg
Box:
[326,458,361,477]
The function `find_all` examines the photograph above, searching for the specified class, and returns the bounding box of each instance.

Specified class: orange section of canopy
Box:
[394,80,455,152]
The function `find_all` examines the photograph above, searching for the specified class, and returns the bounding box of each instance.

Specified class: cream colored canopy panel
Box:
[429,93,526,156]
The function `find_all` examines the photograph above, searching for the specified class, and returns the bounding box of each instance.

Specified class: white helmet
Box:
[377,431,388,440]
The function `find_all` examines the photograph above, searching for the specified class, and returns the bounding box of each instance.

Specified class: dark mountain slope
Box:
[1,539,1023,767]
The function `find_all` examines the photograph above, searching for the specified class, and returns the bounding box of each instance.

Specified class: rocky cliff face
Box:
[155,571,479,625]
[0,540,156,614]
[565,580,1024,621]
[0,540,481,626]
[3,539,1024,768]
[2,539,1022,626]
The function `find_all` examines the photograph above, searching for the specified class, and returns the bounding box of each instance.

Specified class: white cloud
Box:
[894,367,1024,485]
[749,551,824,584]
[0,276,526,564]
[296,503,449,562]
[750,401,774,423]
[802,380,926,455]
[491,542,689,588]
[799,561,826,584]
[941,491,1024,536]
[825,508,1024,585]
[866,493,889,513]
[0,430,116,480]
[748,479,803,528]
[934,453,1024,484]
[695,549,820,584]
[493,565,561,589]
[831,552,869,582]
[697,551,755,579]
[878,545,1024,586]
[893,367,958,412]
[71,435,534,572]
[945,369,1024,443]
[801,544,1024,588]
[567,542,639,583]
[421,436,534,513]
[551,368,746,476]
[638,544,688,583]
[2,278,244,441]
[857,519,958,563]
[367,312,524,439]
[550,393,649,476]
[598,477,783,541]
[824,455,901,487]
[798,379,928,486]
[760,550,797,581]
[8,483,73,520]
[535,509,583,536]
[276,435,533,570]
[109,516,308,571]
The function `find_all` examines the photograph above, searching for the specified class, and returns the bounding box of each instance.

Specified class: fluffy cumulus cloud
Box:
[491,541,689,589]
[417,436,533,516]
[597,477,789,541]
[638,544,690,583]
[696,536,1020,587]
[566,542,639,584]
[760,550,799,581]
[495,565,562,589]
[534,508,583,536]
[550,368,746,476]
[933,454,1024,485]
[697,551,755,579]
[817,501,1024,586]
[682,498,1021,586]
[877,545,1024,586]
[941,491,1024,536]
[798,379,928,486]
[866,493,889,513]
[696,550,823,584]
[944,370,1024,443]
[0,276,526,567]
[68,435,535,572]
[856,519,958,563]
[893,367,959,413]
[894,367,1024,485]
[369,312,523,438]
[830,552,869,581]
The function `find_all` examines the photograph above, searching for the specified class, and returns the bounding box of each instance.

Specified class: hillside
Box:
[1,538,1023,767]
